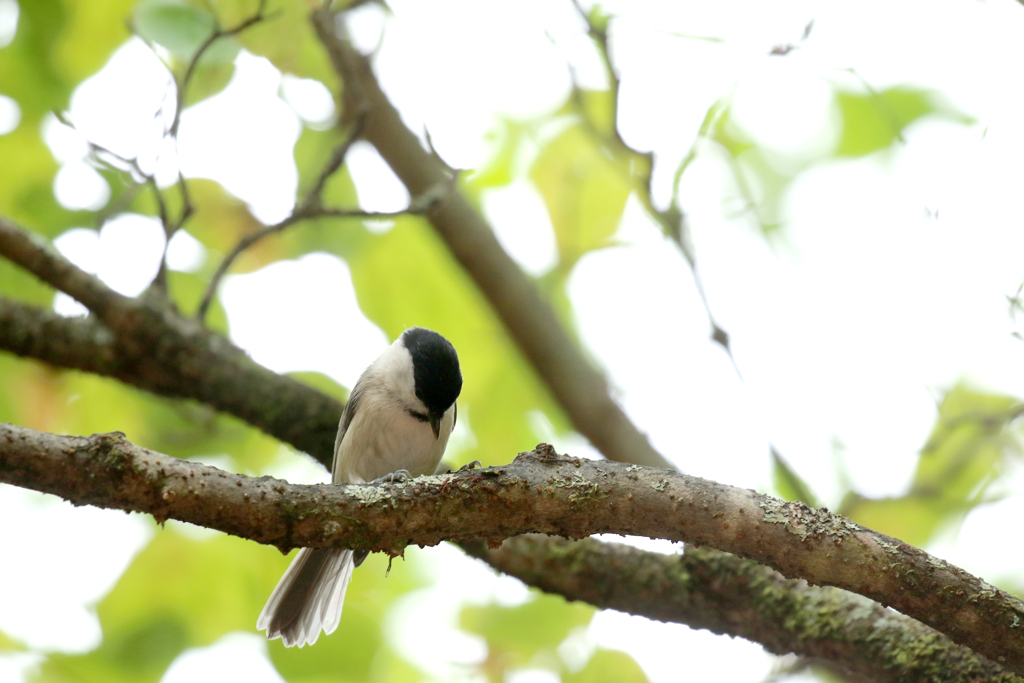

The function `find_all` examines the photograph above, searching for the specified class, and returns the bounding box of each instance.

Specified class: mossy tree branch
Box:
[468,536,1020,683]
[2,423,1022,677]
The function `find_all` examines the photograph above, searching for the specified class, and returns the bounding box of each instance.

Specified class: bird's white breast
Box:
[333,390,454,484]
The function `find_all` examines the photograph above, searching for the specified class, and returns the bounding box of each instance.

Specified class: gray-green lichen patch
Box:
[321,520,342,540]
[759,497,860,544]
[418,473,459,486]
[347,484,394,506]
[553,471,607,502]
[879,540,901,556]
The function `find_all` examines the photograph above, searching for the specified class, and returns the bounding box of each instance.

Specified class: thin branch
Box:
[174,169,195,233]
[148,174,175,292]
[3,426,1024,677]
[128,1,276,296]
[297,116,367,214]
[568,0,627,148]
[310,7,673,470]
[195,206,409,319]
[567,1,735,363]
[195,118,377,320]
[168,0,274,139]
[467,536,1020,683]
[769,19,815,56]
[55,107,183,294]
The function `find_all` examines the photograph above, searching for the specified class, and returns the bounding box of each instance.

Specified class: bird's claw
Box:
[372,469,410,485]
[457,460,482,472]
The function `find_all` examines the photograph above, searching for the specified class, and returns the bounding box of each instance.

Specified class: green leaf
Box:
[219,0,334,82]
[771,447,819,508]
[460,593,594,666]
[841,493,967,548]
[133,0,238,106]
[166,269,229,332]
[707,105,755,159]
[182,59,237,106]
[0,627,23,651]
[915,384,1018,502]
[704,103,795,237]
[0,252,57,308]
[36,529,261,683]
[133,0,228,63]
[576,89,617,141]
[161,178,261,270]
[843,384,1020,546]
[54,0,138,83]
[467,119,525,191]
[564,648,650,683]
[833,85,974,158]
[287,371,349,404]
[0,1,71,120]
[530,123,632,266]
[586,5,611,34]
[293,126,359,213]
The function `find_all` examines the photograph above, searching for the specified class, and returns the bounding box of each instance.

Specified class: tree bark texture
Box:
[2,423,1022,678]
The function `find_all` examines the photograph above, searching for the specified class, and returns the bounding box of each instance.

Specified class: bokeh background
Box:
[2,0,1024,681]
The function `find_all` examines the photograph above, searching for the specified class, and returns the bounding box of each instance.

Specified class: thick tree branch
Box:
[0,296,118,374]
[0,217,137,329]
[0,218,341,466]
[310,8,672,471]
[3,424,1023,676]
[468,536,1020,683]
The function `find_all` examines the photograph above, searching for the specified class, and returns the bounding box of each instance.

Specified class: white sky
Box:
[3,0,1024,681]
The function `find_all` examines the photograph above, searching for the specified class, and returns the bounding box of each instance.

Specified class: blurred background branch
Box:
[311,7,672,470]
[468,536,1019,683]
[0,217,343,464]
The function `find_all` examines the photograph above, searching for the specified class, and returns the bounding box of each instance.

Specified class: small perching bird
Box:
[258,327,463,647]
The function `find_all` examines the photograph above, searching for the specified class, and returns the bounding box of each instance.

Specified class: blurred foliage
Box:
[0,1,1016,683]
[461,594,594,669]
[530,122,632,267]
[701,84,974,236]
[770,447,820,509]
[842,384,1022,548]
[459,595,650,682]
[134,0,222,63]
[0,1,596,679]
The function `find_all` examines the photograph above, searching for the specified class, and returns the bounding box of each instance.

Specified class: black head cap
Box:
[402,327,462,416]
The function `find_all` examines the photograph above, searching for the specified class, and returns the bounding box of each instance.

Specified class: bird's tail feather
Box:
[257,547,354,647]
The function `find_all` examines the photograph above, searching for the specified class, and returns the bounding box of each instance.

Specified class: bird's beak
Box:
[429,413,441,440]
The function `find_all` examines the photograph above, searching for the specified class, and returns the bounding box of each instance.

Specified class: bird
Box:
[257,327,462,647]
